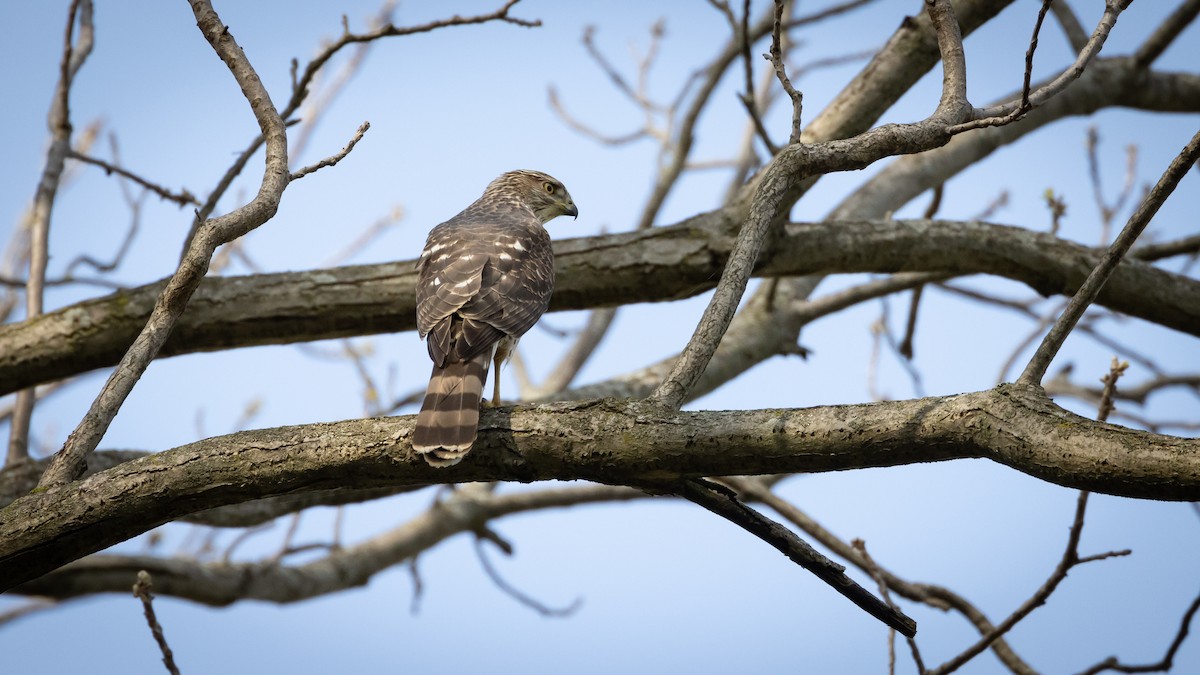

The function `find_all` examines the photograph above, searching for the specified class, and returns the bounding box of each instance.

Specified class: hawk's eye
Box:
[543,182,556,194]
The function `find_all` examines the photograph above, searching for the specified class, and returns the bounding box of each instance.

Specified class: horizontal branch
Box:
[0,383,1196,592]
[14,484,646,605]
[3,218,1199,395]
[0,450,414,528]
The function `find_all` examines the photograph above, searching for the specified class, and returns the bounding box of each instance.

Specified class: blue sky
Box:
[1,1,1198,673]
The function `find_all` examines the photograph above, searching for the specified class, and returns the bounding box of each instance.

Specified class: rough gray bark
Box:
[13,484,647,605]
[0,450,413,528]
[3,217,1198,396]
[1,382,1196,592]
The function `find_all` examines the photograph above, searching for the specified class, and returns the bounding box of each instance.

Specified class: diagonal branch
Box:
[36,0,290,488]
[1133,0,1200,69]
[649,0,970,410]
[927,491,1129,675]
[288,121,370,181]
[667,477,916,636]
[1019,128,1200,385]
[948,1,1132,134]
[733,477,1036,673]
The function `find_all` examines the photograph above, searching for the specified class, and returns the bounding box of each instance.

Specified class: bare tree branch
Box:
[767,0,802,145]
[1133,0,1200,69]
[4,383,1199,593]
[132,571,181,675]
[948,1,1132,134]
[288,121,370,181]
[1019,129,1200,385]
[650,0,974,409]
[14,485,646,605]
[6,0,94,467]
[927,491,1129,675]
[7,215,1200,398]
[664,477,916,636]
[1077,591,1200,674]
[66,149,198,206]
[733,477,1036,673]
[37,0,291,488]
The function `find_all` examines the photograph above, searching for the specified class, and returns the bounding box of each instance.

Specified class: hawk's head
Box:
[486,169,579,224]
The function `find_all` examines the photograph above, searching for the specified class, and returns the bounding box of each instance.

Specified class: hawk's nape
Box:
[411,170,578,467]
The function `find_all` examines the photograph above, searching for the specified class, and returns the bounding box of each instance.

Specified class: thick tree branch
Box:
[1,383,1197,592]
[5,215,1198,397]
[0,449,414,527]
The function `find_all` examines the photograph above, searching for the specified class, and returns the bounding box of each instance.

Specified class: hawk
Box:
[412,170,578,467]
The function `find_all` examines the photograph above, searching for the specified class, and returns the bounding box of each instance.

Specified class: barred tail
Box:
[412,353,490,467]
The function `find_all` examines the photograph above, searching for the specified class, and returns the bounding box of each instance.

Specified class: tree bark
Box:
[3,217,1198,395]
[1,383,1196,592]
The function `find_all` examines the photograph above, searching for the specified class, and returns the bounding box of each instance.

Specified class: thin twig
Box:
[732,477,1036,673]
[65,133,148,277]
[38,0,290,488]
[1019,129,1200,385]
[926,492,1130,675]
[7,0,94,468]
[1075,591,1200,675]
[1046,371,1200,407]
[898,185,944,359]
[1096,357,1129,423]
[767,0,802,145]
[132,571,181,675]
[855,539,925,674]
[1085,126,1138,244]
[66,150,198,205]
[289,121,370,181]
[318,205,404,267]
[472,534,582,617]
[289,1,395,164]
[731,0,779,154]
[517,307,617,399]
[948,1,1132,134]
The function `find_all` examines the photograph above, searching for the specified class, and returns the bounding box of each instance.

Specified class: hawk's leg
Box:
[488,361,502,408]
[487,337,518,407]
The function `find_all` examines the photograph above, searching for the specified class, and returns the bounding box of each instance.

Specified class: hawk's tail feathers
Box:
[412,353,490,467]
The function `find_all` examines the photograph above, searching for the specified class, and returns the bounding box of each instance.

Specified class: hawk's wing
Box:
[416,214,553,366]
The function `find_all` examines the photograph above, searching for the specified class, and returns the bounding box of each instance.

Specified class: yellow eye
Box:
[544,182,556,194]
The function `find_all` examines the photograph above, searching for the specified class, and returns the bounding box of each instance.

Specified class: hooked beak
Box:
[564,202,579,220]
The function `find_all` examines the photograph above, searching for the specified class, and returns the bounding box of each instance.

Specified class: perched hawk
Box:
[413,170,578,467]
